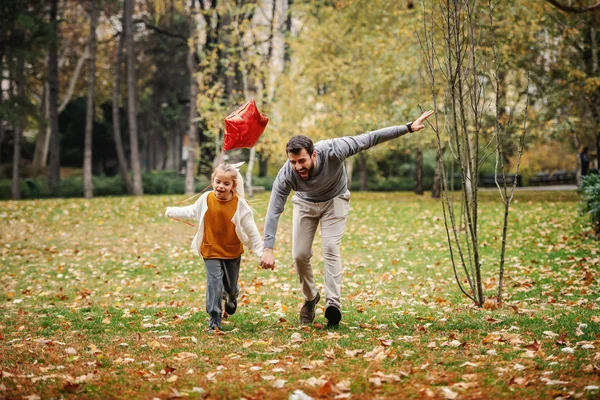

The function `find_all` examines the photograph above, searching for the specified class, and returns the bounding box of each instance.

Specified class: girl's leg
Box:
[204,258,224,329]
[222,257,241,314]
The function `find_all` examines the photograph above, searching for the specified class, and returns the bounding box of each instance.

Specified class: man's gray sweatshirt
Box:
[263,125,409,249]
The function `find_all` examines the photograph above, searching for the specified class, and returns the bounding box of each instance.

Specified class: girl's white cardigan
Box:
[165,191,263,258]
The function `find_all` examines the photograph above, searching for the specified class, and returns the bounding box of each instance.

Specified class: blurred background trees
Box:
[1,0,598,199]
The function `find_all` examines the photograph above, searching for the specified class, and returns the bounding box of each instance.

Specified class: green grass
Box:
[1,191,598,399]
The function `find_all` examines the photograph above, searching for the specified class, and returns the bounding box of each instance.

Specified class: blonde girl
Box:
[165,163,263,331]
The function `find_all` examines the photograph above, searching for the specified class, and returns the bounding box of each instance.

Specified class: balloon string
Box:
[172,217,195,227]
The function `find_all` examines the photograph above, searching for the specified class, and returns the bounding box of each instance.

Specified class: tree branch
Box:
[544,0,600,13]
[132,18,188,42]
[59,45,89,113]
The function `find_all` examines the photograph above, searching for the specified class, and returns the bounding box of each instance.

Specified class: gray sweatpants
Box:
[203,257,241,329]
[291,191,350,309]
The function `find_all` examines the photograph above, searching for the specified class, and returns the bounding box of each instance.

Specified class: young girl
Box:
[165,163,263,331]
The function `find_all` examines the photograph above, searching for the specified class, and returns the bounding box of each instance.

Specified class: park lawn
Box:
[0,191,598,399]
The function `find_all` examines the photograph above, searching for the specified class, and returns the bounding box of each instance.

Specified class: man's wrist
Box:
[406,122,413,133]
[264,248,273,253]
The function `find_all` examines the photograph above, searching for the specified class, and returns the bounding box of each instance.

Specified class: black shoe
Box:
[299,292,320,324]
[225,297,237,315]
[325,305,342,328]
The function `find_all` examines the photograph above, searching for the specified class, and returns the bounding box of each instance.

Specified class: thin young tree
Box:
[83,0,98,199]
[488,1,529,303]
[420,0,529,306]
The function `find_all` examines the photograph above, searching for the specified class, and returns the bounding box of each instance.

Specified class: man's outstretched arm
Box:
[330,110,435,159]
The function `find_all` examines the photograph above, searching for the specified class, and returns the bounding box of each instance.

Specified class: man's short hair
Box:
[286,135,314,155]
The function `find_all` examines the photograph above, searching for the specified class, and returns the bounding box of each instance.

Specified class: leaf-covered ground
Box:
[1,191,598,399]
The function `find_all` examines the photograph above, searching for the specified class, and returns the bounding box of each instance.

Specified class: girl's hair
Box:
[212,162,245,198]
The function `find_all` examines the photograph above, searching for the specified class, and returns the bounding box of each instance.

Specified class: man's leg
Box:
[204,258,224,330]
[292,195,320,323]
[222,257,241,315]
[320,191,350,326]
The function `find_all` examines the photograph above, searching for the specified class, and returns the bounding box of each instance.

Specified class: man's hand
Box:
[260,248,275,270]
[411,110,435,132]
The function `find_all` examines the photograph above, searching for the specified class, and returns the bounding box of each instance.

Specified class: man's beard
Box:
[296,165,313,180]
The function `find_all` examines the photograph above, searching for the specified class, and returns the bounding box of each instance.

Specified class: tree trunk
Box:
[83,0,97,199]
[345,158,354,188]
[185,22,199,195]
[0,19,4,165]
[358,153,368,191]
[47,0,61,191]
[432,147,442,198]
[284,0,293,69]
[258,153,268,177]
[185,66,199,195]
[33,47,89,172]
[11,53,25,200]
[415,148,424,195]
[246,146,256,197]
[32,84,48,173]
[125,0,144,195]
[112,5,134,194]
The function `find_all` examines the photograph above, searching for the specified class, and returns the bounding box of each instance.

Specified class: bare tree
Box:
[420,0,528,306]
[125,0,143,195]
[488,1,529,303]
[83,0,98,199]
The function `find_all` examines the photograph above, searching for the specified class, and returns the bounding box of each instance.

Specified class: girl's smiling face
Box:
[212,170,236,200]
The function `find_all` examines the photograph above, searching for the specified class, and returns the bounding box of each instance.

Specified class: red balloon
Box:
[223,100,269,151]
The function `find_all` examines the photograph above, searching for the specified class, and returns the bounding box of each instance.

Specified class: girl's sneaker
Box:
[225,297,237,315]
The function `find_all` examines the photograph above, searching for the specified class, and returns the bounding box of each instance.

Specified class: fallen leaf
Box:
[173,352,198,361]
[272,379,286,388]
[324,348,335,359]
[441,387,458,399]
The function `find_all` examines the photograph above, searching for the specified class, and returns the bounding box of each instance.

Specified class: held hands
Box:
[260,248,276,270]
[410,110,435,132]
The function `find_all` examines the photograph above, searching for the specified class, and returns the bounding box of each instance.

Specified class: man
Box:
[259,110,435,327]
